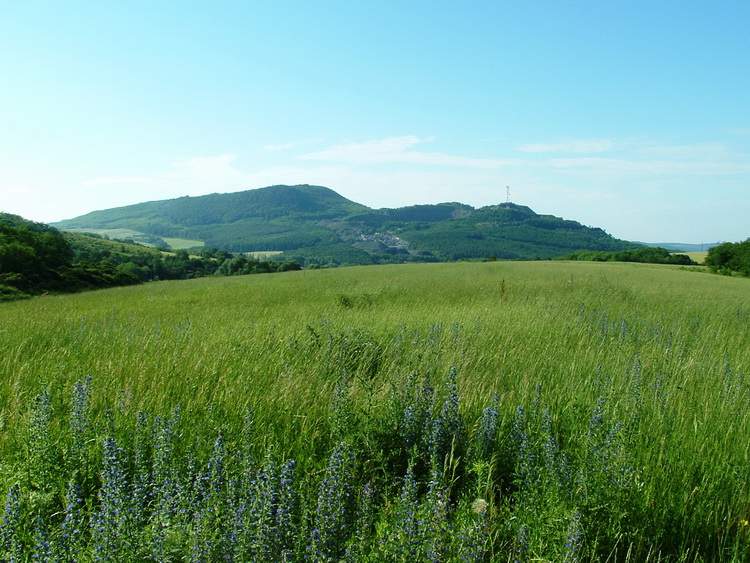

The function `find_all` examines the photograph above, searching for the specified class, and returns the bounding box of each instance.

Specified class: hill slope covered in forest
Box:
[53,184,640,266]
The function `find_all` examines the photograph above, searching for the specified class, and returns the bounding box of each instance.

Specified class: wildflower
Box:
[429,367,464,469]
[275,459,297,559]
[458,505,488,563]
[189,435,227,561]
[92,436,132,561]
[249,452,277,559]
[425,469,450,562]
[472,394,500,462]
[562,510,583,562]
[310,441,356,560]
[1,485,23,562]
[29,386,56,491]
[514,523,529,563]
[60,479,85,560]
[344,482,375,562]
[69,375,93,474]
[511,406,535,487]
[33,516,53,562]
[391,464,422,560]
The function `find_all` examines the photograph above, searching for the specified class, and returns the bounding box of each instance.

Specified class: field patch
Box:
[679,251,708,264]
[244,250,284,259]
[62,227,147,239]
[161,237,205,249]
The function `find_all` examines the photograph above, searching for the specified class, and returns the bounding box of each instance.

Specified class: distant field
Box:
[678,251,708,264]
[1,261,748,560]
[244,250,284,259]
[61,227,205,250]
[161,236,205,249]
[62,227,146,239]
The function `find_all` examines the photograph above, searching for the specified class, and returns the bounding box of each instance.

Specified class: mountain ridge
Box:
[53,184,642,266]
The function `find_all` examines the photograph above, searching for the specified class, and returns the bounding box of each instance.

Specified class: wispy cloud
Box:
[517,139,615,154]
[85,155,244,187]
[545,144,750,176]
[263,137,326,151]
[0,187,32,194]
[85,176,155,186]
[166,154,242,180]
[300,135,513,169]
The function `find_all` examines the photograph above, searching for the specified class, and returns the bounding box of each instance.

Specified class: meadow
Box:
[0,260,749,561]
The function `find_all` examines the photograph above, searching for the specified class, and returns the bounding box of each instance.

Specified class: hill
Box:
[637,241,720,252]
[53,185,640,265]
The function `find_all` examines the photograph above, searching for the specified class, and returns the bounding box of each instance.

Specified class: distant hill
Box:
[637,241,720,252]
[53,184,641,266]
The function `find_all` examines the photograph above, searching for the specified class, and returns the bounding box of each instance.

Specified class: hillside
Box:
[0,213,141,300]
[0,212,304,301]
[53,184,641,265]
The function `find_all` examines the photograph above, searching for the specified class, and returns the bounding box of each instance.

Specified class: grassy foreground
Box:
[1,261,749,561]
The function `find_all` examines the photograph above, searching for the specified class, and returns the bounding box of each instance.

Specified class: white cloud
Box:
[300,135,513,169]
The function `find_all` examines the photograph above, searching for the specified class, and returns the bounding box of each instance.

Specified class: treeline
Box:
[0,214,302,302]
[705,239,750,276]
[0,214,140,302]
[560,247,697,265]
[67,234,301,282]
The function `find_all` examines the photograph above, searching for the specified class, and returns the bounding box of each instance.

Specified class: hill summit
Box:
[53,184,640,266]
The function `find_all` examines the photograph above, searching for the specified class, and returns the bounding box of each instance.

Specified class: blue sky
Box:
[2,1,748,244]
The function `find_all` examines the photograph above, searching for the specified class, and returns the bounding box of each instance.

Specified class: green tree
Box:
[706,240,750,276]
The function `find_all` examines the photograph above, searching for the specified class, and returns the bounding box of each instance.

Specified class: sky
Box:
[1,1,749,244]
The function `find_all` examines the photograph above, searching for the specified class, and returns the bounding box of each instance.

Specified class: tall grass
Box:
[1,261,749,560]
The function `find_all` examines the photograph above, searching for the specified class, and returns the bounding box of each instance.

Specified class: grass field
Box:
[161,237,206,250]
[62,228,205,250]
[1,261,748,561]
[678,251,708,264]
[245,250,284,259]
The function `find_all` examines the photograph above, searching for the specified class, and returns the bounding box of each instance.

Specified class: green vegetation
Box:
[1,215,301,301]
[53,185,642,265]
[65,230,302,282]
[705,239,750,276]
[0,214,140,301]
[1,260,749,560]
[560,246,698,266]
[393,204,637,261]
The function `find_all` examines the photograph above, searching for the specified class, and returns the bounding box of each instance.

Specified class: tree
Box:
[706,239,750,276]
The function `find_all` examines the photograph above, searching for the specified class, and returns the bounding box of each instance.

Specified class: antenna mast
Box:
[506,186,510,204]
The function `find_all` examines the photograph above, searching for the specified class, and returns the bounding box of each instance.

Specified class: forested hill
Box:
[53,184,641,266]
[0,213,141,301]
[0,212,304,301]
